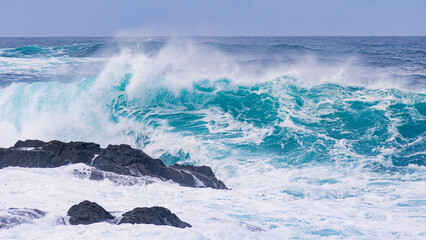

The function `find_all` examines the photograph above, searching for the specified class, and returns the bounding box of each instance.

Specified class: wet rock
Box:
[0,140,227,189]
[171,164,227,189]
[93,144,163,176]
[118,207,191,228]
[13,139,46,148]
[0,148,58,168]
[67,200,114,225]
[239,222,265,232]
[0,140,101,168]
[73,168,156,186]
[89,170,105,181]
[42,140,101,165]
[0,208,45,229]
[94,144,228,189]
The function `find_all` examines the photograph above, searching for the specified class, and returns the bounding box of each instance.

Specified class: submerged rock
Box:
[118,207,191,228]
[67,200,114,225]
[0,208,45,229]
[73,168,156,186]
[0,139,227,189]
[239,222,265,232]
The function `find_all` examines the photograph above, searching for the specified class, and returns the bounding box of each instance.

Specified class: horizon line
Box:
[0,35,425,38]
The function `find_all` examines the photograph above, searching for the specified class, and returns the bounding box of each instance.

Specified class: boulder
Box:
[118,207,191,228]
[67,200,114,225]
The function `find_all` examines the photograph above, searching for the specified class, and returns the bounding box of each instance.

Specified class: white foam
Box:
[0,162,424,239]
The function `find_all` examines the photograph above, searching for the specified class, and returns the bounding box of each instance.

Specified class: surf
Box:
[0,37,425,239]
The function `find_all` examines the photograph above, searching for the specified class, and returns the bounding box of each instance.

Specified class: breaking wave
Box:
[0,37,425,238]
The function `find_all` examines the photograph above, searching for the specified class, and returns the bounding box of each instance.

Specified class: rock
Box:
[89,170,105,181]
[0,208,45,229]
[118,207,191,228]
[13,139,46,148]
[67,200,114,225]
[0,140,227,189]
[42,140,101,165]
[239,222,265,232]
[66,201,191,228]
[93,144,163,176]
[171,164,227,189]
[0,140,101,168]
[73,168,156,186]
[93,144,228,189]
[0,148,58,168]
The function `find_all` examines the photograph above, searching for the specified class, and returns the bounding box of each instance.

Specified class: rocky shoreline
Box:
[0,139,227,189]
[0,139,226,229]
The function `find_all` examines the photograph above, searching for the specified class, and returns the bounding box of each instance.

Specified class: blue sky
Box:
[0,0,425,36]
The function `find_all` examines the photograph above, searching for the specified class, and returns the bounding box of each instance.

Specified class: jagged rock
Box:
[43,140,101,165]
[0,140,101,168]
[0,140,227,189]
[14,139,46,148]
[93,144,163,176]
[171,164,227,189]
[118,207,191,228]
[93,144,228,189]
[0,208,45,229]
[67,200,114,225]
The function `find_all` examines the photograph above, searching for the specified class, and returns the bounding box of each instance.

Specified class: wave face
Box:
[0,37,425,239]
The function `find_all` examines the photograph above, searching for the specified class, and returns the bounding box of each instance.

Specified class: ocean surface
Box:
[0,37,425,239]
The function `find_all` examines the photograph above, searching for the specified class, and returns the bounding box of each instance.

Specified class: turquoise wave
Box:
[3,71,423,170]
[0,37,424,172]
[101,75,425,168]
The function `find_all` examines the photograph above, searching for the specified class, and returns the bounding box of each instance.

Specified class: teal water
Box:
[0,37,425,238]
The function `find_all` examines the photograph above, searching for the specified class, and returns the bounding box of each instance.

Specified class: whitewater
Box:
[0,37,425,239]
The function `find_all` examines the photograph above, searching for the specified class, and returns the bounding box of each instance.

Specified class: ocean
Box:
[0,36,425,239]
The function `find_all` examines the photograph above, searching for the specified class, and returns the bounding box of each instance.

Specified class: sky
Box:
[0,0,425,36]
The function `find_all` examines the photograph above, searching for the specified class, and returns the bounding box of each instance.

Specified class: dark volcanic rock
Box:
[65,201,191,228]
[41,140,101,165]
[171,164,227,189]
[0,140,227,189]
[0,148,58,168]
[93,144,162,176]
[67,200,114,225]
[0,140,101,168]
[0,208,45,229]
[14,139,46,148]
[93,144,228,189]
[118,207,191,228]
